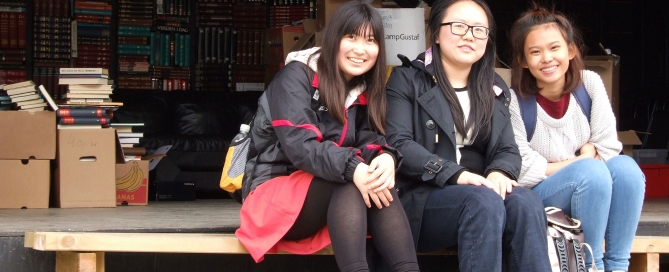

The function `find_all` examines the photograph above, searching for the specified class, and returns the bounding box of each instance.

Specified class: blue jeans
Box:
[417,185,550,272]
[531,155,645,271]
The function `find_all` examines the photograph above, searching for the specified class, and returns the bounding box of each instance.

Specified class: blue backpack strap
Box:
[517,92,538,142]
[572,84,591,123]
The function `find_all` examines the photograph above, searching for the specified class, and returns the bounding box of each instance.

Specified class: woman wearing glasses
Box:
[384,0,550,271]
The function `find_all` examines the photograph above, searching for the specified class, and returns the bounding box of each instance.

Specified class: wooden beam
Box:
[629,253,659,272]
[55,252,104,272]
[25,232,334,255]
[630,236,669,253]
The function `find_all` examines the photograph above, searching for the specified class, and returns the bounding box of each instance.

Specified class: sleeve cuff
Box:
[446,169,465,185]
[344,156,365,182]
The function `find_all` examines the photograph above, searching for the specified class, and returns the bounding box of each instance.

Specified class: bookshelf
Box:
[0,0,316,94]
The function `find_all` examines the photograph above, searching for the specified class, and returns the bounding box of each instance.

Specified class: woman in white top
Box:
[507,5,645,272]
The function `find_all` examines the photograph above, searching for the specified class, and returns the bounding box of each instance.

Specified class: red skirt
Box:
[235,170,332,262]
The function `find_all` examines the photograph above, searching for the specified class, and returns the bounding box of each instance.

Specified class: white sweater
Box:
[509,70,622,188]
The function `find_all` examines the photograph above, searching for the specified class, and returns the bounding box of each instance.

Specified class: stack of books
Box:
[0,80,56,112]
[58,68,118,105]
[56,67,121,129]
[56,105,114,129]
[111,123,145,149]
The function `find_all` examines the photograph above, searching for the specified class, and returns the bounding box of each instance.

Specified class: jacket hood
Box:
[285,47,320,73]
[285,46,367,105]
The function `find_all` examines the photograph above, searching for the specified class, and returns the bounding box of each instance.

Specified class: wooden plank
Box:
[630,236,669,253]
[56,252,104,272]
[26,232,334,255]
[629,253,659,272]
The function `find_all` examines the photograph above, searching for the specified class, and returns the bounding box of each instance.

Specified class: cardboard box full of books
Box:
[114,132,167,206]
[0,111,56,160]
[0,160,50,209]
[54,128,116,208]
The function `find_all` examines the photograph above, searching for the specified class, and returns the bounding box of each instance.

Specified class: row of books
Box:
[0,8,27,49]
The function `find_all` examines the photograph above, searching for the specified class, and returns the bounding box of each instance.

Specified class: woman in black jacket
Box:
[385,0,550,271]
[236,2,419,271]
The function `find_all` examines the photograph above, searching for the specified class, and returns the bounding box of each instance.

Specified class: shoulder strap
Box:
[572,84,591,123]
[517,93,538,142]
[517,84,591,142]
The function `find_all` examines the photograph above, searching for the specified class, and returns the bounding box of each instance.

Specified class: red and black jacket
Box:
[241,61,401,201]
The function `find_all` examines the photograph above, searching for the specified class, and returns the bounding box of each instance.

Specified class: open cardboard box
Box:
[54,128,116,208]
[617,130,642,157]
[114,133,166,206]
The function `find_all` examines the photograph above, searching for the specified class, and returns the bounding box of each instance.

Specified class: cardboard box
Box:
[494,67,512,87]
[0,160,50,209]
[115,160,150,205]
[0,111,56,160]
[54,129,116,208]
[266,26,305,65]
[617,130,642,157]
[585,55,620,127]
[317,0,382,30]
[114,134,165,206]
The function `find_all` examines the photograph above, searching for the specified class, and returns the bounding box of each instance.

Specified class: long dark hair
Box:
[509,3,584,96]
[428,0,496,139]
[315,1,388,134]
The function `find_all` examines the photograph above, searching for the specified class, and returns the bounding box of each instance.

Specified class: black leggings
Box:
[283,178,419,272]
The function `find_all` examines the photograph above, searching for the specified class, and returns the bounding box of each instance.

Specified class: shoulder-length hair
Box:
[428,0,496,139]
[509,3,584,97]
[315,0,387,134]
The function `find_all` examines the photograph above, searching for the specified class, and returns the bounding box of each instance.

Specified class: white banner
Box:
[376,8,426,66]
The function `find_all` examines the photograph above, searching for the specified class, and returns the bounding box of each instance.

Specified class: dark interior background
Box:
[487,0,669,149]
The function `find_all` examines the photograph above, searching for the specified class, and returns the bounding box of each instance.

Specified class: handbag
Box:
[545,207,597,272]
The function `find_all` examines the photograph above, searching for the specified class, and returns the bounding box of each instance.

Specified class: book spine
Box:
[58,117,111,125]
[56,107,112,118]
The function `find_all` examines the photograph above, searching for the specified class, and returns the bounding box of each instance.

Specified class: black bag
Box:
[545,207,597,272]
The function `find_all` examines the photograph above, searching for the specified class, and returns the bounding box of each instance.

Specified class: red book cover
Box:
[8,12,17,48]
[0,12,8,48]
[16,12,25,49]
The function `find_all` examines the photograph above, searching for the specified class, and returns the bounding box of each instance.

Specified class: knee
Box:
[463,186,505,222]
[504,187,546,222]
[607,155,646,193]
[571,158,613,193]
[505,188,544,213]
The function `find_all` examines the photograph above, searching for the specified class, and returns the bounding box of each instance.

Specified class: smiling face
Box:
[337,26,379,82]
[436,1,488,70]
[522,23,576,91]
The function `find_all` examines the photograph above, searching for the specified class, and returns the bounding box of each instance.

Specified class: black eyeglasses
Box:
[440,22,489,40]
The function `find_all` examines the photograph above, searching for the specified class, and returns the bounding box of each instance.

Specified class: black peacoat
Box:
[385,53,521,247]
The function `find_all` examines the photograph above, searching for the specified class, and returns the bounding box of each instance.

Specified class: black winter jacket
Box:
[242,60,401,201]
[385,53,521,247]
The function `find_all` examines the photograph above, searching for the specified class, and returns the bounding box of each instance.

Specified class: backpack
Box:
[517,84,591,141]
[219,92,272,195]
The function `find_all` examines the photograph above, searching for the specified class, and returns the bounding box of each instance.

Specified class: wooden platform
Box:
[3,198,669,272]
[2,198,668,236]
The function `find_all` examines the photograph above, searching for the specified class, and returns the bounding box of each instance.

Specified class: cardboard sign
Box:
[377,8,426,66]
